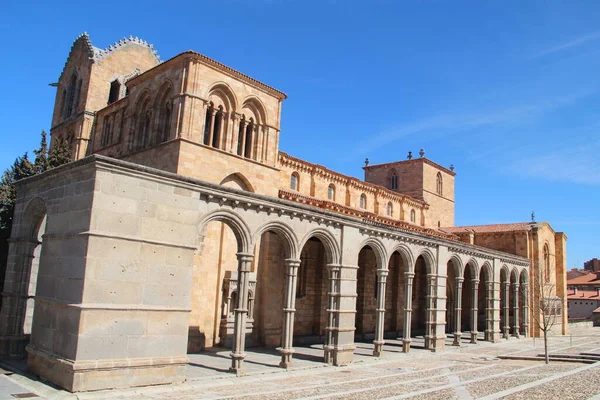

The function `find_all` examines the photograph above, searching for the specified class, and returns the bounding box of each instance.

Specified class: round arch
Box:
[447,254,464,278]
[219,173,255,193]
[500,265,510,281]
[520,268,529,285]
[153,80,174,106]
[356,238,388,270]
[240,96,268,126]
[20,197,48,239]
[299,228,341,265]
[510,267,519,283]
[207,82,238,111]
[479,261,493,282]
[465,258,479,279]
[387,243,414,269]
[414,248,436,274]
[252,221,299,260]
[196,209,252,254]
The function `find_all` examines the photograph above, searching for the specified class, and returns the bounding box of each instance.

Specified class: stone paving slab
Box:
[2,327,600,399]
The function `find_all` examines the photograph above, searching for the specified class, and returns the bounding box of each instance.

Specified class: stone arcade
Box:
[0,34,567,392]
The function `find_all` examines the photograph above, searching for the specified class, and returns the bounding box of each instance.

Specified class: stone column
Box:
[373,269,388,357]
[207,108,217,146]
[230,114,240,153]
[324,264,357,366]
[512,283,520,338]
[503,282,510,339]
[402,272,415,353]
[522,283,529,338]
[0,238,40,357]
[424,274,435,349]
[279,259,301,368]
[230,252,253,376]
[240,121,248,157]
[484,281,494,341]
[324,264,339,364]
[470,279,479,343]
[490,281,501,343]
[453,277,464,346]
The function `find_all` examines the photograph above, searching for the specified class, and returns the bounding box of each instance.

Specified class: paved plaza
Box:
[3,326,600,399]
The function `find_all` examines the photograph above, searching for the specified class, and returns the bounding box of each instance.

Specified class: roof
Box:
[59,33,160,81]
[441,222,534,234]
[363,157,456,177]
[568,272,600,285]
[567,290,600,300]
[567,269,591,280]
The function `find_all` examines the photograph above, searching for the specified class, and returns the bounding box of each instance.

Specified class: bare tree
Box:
[530,263,563,364]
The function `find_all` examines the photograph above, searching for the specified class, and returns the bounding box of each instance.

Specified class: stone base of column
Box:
[431,336,445,352]
[402,338,411,353]
[424,336,431,350]
[373,341,384,357]
[512,332,520,339]
[325,344,355,366]
[470,331,478,344]
[503,328,510,339]
[229,352,246,376]
[0,335,29,358]
[278,347,294,368]
[27,345,187,392]
[453,332,462,346]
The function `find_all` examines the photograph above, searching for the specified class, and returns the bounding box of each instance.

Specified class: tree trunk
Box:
[543,330,549,364]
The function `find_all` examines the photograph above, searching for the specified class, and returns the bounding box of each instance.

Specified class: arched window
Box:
[244,119,254,159]
[389,171,398,190]
[65,73,78,118]
[212,106,224,148]
[108,80,121,104]
[386,202,393,216]
[203,102,214,146]
[290,173,299,190]
[157,86,173,143]
[410,209,416,223]
[544,243,550,282]
[328,184,335,201]
[360,194,367,209]
[60,89,67,119]
[436,172,443,196]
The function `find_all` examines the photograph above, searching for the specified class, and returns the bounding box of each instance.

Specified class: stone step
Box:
[498,355,596,364]
[541,353,600,361]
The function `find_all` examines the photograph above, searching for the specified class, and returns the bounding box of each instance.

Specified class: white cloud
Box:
[533,31,600,58]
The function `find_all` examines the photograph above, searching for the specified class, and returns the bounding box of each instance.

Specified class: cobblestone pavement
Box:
[4,327,600,399]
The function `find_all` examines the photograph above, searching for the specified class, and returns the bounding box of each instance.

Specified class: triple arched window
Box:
[204,102,225,149]
[436,172,443,196]
[132,83,174,151]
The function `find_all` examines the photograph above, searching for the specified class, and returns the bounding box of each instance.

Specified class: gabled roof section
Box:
[442,222,534,234]
[363,157,456,176]
[58,32,160,81]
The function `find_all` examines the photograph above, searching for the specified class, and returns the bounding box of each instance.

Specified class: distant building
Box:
[584,258,600,272]
[567,288,600,320]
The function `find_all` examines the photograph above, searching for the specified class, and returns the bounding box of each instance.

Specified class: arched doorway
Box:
[445,258,462,345]
[510,269,520,337]
[500,266,510,339]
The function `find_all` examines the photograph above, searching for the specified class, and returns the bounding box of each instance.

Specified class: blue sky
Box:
[0,1,598,268]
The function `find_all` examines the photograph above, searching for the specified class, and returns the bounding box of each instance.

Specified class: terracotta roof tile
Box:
[567,273,600,285]
[567,290,600,300]
[442,222,534,234]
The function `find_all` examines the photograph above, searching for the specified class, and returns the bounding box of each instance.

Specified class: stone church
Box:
[0,33,567,392]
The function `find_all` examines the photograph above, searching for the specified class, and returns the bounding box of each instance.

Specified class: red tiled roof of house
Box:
[567,273,600,285]
[442,222,534,234]
[567,290,600,300]
[567,269,591,280]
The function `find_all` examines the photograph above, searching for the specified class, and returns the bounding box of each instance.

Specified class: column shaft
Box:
[470,279,479,343]
[522,284,529,338]
[503,282,510,339]
[230,253,253,376]
[279,259,301,368]
[453,278,464,346]
[373,269,388,357]
[402,272,414,353]
[512,284,520,338]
